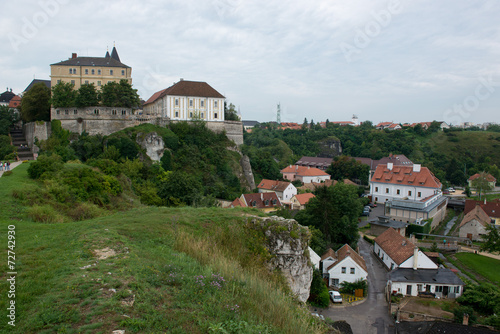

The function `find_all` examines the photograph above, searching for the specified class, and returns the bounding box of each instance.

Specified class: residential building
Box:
[257,179,297,202]
[467,173,497,189]
[24,79,51,93]
[279,122,301,130]
[373,228,438,271]
[50,47,132,90]
[290,193,315,210]
[230,192,281,212]
[0,89,16,106]
[389,268,464,298]
[8,95,21,110]
[295,156,333,170]
[376,122,394,130]
[369,216,408,237]
[280,165,331,183]
[459,205,492,240]
[387,123,402,130]
[242,120,259,132]
[464,199,500,225]
[320,244,368,288]
[143,79,225,122]
[354,153,413,180]
[309,247,321,270]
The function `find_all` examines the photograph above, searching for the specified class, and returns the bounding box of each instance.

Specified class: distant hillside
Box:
[0,164,329,333]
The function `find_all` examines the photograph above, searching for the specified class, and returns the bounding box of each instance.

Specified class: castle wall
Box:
[24,121,51,153]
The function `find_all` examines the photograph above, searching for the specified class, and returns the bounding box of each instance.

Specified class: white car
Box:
[329,290,343,303]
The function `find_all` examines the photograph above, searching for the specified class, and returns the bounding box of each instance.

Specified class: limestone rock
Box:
[248,216,313,303]
[136,132,165,162]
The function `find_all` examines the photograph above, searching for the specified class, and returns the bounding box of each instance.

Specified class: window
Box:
[375,187,379,192]
[265,200,269,206]
[175,99,179,106]
[92,69,95,75]
[56,109,60,115]
[332,279,339,287]
[418,192,422,197]
[64,110,69,115]
[110,70,113,75]
[201,100,204,107]
[189,99,193,107]
[97,81,101,86]
[69,68,73,74]
[397,189,400,195]
[252,201,257,207]
[214,101,218,108]
[201,112,204,118]
[85,80,89,84]
[190,112,193,118]
[408,191,412,196]
[175,111,179,117]
[390,263,394,270]
[435,286,443,293]
[98,69,101,75]
[214,112,218,119]
[454,286,460,294]
[121,70,125,75]
[74,68,76,73]
[122,110,127,115]
[350,268,355,274]
[385,188,389,194]
[272,199,277,205]
[85,69,88,74]
[71,80,75,85]
[112,110,117,115]
[73,110,77,115]
[417,284,423,292]
[94,109,99,115]
[57,80,61,84]
[341,267,346,274]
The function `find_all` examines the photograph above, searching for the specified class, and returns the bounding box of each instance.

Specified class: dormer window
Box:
[265,200,269,206]
[272,199,277,205]
[252,201,257,207]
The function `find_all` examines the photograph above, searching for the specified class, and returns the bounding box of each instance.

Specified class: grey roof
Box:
[24,79,51,92]
[51,56,129,68]
[389,268,464,285]
[0,90,16,103]
[110,46,120,62]
[295,156,333,169]
[369,216,408,229]
[242,120,259,127]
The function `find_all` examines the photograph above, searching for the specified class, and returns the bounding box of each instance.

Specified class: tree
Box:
[224,102,239,121]
[157,170,203,206]
[480,224,500,253]
[101,80,140,108]
[0,105,19,135]
[75,83,99,107]
[471,172,494,199]
[21,82,51,122]
[326,156,370,185]
[295,182,362,249]
[51,81,77,108]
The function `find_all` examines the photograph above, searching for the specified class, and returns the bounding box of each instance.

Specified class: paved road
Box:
[443,216,458,236]
[318,238,395,334]
[0,161,23,177]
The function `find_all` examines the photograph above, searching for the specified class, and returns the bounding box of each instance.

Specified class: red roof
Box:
[468,173,496,182]
[257,179,292,192]
[280,122,301,130]
[8,95,21,108]
[293,193,315,205]
[281,165,330,177]
[374,228,416,265]
[460,205,491,228]
[231,197,246,208]
[240,192,282,209]
[144,80,224,106]
[370,164,441,189]
[376,122,393,128]
[322,244,368,273]
[464,199,500,218]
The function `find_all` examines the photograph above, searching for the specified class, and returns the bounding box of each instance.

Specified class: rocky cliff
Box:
[136,132,165,162]
[247,216,313,303]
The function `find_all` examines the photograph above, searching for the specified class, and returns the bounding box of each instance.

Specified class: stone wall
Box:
[24,121,51,153]
[247,216,313,303]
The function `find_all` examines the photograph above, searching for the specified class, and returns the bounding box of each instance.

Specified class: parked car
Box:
[329,290,343,303]
[362,207,370,216]
[368,202,377,208]
[447,187,455,193]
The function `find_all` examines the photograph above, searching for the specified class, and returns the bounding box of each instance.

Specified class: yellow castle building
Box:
[50,46,132,89]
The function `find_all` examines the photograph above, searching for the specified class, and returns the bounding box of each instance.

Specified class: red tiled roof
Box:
[257,179,292,192]
[293,193,315,205]
[280,122,301,130]
[320,248,336,261]
[464,199,500,218]
[376,122,393,127]
[144,80,224,106]
[241,192,281,209]
[370,164,441,189]
[468,173,496,182]
[334,244,368,273]
[374,228,416,265]
[231,197,246,208]
[460,205,491,228]
[299,180,337,191]
[281,165,330,177]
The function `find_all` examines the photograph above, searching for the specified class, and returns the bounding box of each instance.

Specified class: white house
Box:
[369,163,442,204]
[373,228,437,271]
[290,193,315,210]
[389,268,464,298]
[459,205,491,241]
[320,244,368,288]
[309,247,321,270]
[143,79,225,122]
[257,179,297,203]
[280,165,331,184]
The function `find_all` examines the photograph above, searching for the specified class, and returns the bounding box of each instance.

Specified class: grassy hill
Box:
[0,164,328,334]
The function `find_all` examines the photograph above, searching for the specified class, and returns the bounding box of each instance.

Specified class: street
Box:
[317,237,395,334]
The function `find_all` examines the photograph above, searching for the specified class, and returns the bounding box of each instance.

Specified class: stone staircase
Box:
[10,128,34,161]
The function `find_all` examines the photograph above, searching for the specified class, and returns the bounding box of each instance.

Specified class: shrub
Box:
[28,205,65,223]
[2,170,12,176]
[27,153,64,179]
[308,269,330,307]
[453,305,476,324]
[67,202,103,221]
[340,279,367,296]
[363,235,374,244]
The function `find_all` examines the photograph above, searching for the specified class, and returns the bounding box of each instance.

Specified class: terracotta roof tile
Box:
[293,193,315,205]
[374,228,416,265]
[335,244,368,273]
[320,248,336,261]
[468,173,496,182]
[464,199,500,219]
[257,179,292,192]
[144,88,168,105]
[241,192,281,209]
[281,165,330,177]
[460,205,491,228]
[144,80,224,106]
[371,164,441,189]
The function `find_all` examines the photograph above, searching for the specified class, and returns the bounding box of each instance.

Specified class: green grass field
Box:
[453,252,500,285]
[0,164,326,333]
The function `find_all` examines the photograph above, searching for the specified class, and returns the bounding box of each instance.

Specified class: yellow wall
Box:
[50,65,132,90]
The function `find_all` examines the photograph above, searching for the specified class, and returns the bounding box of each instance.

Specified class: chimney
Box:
[413,164,421,173]
[260,193,263,201]
[484,199,487,205]
[180,78,184,81]
[463,313,469,326]
[413,247,418,270]
[387,162,393,171]
[72,53,77,59]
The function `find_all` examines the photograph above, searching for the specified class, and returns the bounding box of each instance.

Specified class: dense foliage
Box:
[456,283,500,329]
[295,182,362,250]
[20,82,51,122]
[243,122,500,186]
[0,105,20,136]
[308,269,330,307]
[326,156,370,185]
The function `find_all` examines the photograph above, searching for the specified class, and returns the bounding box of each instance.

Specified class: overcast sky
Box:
[1,0,499,125]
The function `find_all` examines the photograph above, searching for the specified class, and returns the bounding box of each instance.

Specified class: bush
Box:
[363,235,374,244]
[27,153,64,179]
[67,202,103,221]
[339,279,367,296]
[453,305,476,325]
[308,269,330,307]
[28,205,65,223]
[2,170,12,177]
